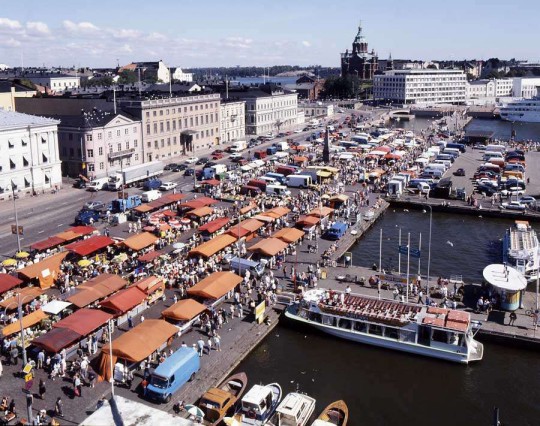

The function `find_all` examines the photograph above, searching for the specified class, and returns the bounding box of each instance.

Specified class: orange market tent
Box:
[240,203,257,215]
[161,298,207,322]
[0,286,44,310]
[189,234,237,258]
[253,214,275,223]
[54,230,82,242]
[262,206,290,219]
[273,227,305,244]
[188,206,214,218]
[238,219,264,233]
[296,215,320,227]
[99,286,147,316]
[308,206,335,218]
[1,309,48,337]
[122,232,158,251]
[137,250,164,263]
[248,237,289,256]
[67,274,128,308]
[133,204,154,214]
[187,271,242,300]
[18,252,68,289]
[65,235,115,257]
[99,319,177,381]
[135,276,165,295]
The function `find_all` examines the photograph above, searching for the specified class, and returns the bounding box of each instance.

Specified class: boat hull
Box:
[284,308,474,364]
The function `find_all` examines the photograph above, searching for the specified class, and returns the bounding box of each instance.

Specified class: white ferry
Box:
[285,289,484,364]
[499,87,540,123]
[502,220,540,282]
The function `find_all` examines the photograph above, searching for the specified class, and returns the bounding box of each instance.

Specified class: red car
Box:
[212,149,224,155]
[212,153,224,160]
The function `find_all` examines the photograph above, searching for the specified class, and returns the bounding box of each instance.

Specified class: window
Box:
[8,140,14,148]
[126,141,130,149]
[117,143,122,151]
[161,139,165,148]
[167,138,171,146]
[153,123,158,134]
[153,111,157,117]
[154,140,158,148]
[87,149,94,158]
[10,159,16,169]
[172,121,176,131]
[134,139,138,147]
[166,121,170,131]
[147,141,151,148]
[41,136,47,144]
[97,133,102,140]
[125,128,129,135]
[108,131,112,138]
[98,147,103,156]
[173,136,177,145]
[88,164,95,172]
[116,130,121,137]
[86,134,93,142]
[146,112,150,118]
[195,117,198,126]
[184,118,188,127]
[133,126,137,133]
[190,117,193,126]
[159,110,163,116]
[166,109,169,115]
[146,124,151,134]
[134,154,139,161]
[42,153,48,163]
[160,122,164,132]
[99,162,104,170]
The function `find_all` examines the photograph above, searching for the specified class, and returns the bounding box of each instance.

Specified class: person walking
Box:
[509,311,517,326]
[213,334,221,352]
[74,374,82,397]
[196,338,205,357]
[39,378,46,399]
[55,397,64,418]
[37,350,45,370]
[128,316,133,328]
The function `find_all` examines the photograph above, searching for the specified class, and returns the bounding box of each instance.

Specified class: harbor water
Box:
[235,212,540,426]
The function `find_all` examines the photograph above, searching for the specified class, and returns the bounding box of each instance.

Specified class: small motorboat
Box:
[199,372,248,426]
[267,392,316,426]
[311,400,348,426]
[238,382,282,425]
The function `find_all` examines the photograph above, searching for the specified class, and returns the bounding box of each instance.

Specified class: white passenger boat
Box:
[268,392,316,426]
[502,220,540,282]
[500,88,540,123]
[285,289,484,364]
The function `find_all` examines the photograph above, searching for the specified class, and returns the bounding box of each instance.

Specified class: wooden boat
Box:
[312,400,348,426]
[199,372,248,425]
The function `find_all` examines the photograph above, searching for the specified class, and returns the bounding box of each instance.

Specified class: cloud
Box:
[302,40,311,47]
[62,20,100,33]
[146,32,168,42]
[0,37,21,47]
[110,28,142,40]
[120,44,133,53]
[222,37,253,49]
[0,17,22,32]
[26,21,50,36]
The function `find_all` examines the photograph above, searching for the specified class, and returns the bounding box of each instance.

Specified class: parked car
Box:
[212,153,224,160]
[83,201,106,211]
[185,157,199,164]
[196,157,209,165]
[172,164,188,172]
[476,184,498,196]
[164,163,179,171]
[183,168,195,176]
[211,149,224,155]
[159,182,178,191]
[230,153,243,161]
[519,196,537,206]
[453,168,466,176]
[500,201,526,211]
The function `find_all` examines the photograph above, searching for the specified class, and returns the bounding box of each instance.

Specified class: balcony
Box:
[108,148,135,160]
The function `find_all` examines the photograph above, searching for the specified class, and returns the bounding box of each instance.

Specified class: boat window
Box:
[432,329,448,343]
[322,315,336,326]
[385,327,399,340]
[399,329,416,343]
[368,324,383,336]
[338,318,351,329]
[308,312,322,323]
[353,321,367,332]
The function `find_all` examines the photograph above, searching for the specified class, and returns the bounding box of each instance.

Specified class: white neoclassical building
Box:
[232,85,298,135]
[25,73,81,93]
[172,68,193,82]
[220,100,246,143]
[373,69,467,105]
[0,110,62,199]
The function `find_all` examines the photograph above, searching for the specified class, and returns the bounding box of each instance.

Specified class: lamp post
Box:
[424,204,433,293]
[10,183,22,253]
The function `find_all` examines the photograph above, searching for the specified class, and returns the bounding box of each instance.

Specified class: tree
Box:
[274,119,284,134]
[118,70,138,85]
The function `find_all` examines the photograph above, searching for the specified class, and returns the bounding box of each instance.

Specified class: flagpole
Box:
[418,232,422,275]
[398,227,401,275]
[379,228,382,273]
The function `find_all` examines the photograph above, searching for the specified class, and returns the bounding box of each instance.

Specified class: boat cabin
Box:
[199,388,236,423]
[242,385,275,420]
[271,392,316,426]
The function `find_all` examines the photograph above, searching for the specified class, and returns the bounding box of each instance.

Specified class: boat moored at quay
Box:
[502,220,540,282]
[285,289,484,364]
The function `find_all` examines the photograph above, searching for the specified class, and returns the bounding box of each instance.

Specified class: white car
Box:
[159,182,178,191]
[501,201,526,211]
[500,188,525,197]
[519,196,537,206]
[185,157,199,164]
[294,129,302,133]
[230,153,243,160]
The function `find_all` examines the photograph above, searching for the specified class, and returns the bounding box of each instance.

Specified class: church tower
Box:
[340,21,378,80]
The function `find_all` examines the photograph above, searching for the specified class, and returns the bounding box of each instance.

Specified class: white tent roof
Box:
[483,264,527,291]
[41,300,72,315]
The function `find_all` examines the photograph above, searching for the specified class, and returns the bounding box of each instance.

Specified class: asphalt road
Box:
[0,106,383,258]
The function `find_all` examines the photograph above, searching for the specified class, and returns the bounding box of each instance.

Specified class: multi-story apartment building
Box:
[300,102,335,118]
[118,93,221,161]
[373,69,467,105]
[232,85,298,135]
[56,110,143,179]
[220,100,246,143]
[512,77,540,98]
[0,110,62,199]
[25,73,80,93]
[466,78,514,102]
[172,68,194,82]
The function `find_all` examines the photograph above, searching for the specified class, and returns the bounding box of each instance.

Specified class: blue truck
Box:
[111,195,142,213]
[324,222,349,240]
[143,178,162,191]
[75,209,101,225]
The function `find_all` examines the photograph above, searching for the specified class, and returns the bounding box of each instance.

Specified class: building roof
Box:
[0,109,59,129]
[55,111,135,128]
[0,80,36,93]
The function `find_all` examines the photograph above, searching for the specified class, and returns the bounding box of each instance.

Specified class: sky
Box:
[0,0,538,69]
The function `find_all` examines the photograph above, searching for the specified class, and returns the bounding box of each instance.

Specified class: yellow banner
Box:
[255,301,266,324]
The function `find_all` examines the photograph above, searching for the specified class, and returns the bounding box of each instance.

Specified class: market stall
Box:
[135,275,165,303]
[122,232,158,252]
[99,319,178,381]
[65,235,115,257]
[0,287,44,311]
[247,237,289,257]
[67,274,128,308]
[0,274,23,296]
[161,298,207,332]
[189,234,237,258]
[1,309,48,338]
[99,286,148,325]
[18,252,68,289]
[198,218,230,240]
[272,227,305,244]
[187,271,242,302]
